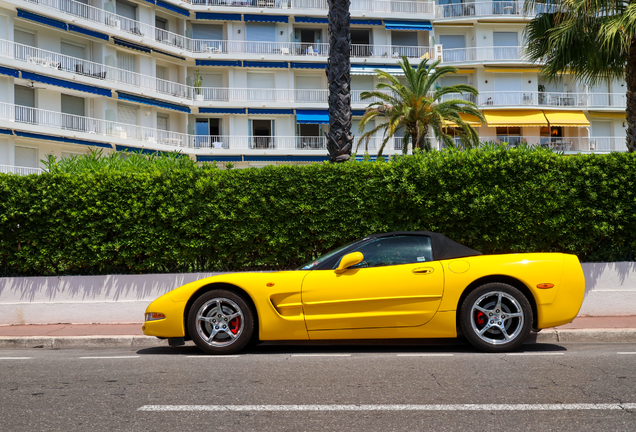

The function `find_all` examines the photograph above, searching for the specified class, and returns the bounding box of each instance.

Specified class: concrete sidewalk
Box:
[1,316,635,349]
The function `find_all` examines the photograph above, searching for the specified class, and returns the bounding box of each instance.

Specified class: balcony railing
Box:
[18,0,431,59]
[1,102,393,151]
[1,102,192,148]
[435,1,558,19]
[176,0,434,15]
[441,46,526,63]
[481,136,627,152]
[0,164,43,175]
[439,91,626,108]
[479,91,627,107]
[0,39,192,99]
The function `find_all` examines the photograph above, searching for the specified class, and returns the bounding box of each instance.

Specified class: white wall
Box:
[0,263,634,326]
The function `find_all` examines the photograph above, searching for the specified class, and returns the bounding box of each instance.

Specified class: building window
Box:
[15,146,37,168]
[496,126,521,145]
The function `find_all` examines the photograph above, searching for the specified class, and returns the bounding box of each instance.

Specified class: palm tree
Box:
[523,0,636,152]
[357,57,484,156]
[325,0,353,163]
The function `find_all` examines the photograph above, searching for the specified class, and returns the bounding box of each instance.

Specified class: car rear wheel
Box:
[187,290,254,355]
[460,283,532,353]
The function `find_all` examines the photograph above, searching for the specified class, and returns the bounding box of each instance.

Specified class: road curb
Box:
[0,336,169,349]
[1,329,635,349]
[531,328,636,344]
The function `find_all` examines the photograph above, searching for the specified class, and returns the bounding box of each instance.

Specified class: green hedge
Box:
[1,147,635,276]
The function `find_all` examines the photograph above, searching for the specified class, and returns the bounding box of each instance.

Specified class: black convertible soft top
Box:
[365,231,482,261]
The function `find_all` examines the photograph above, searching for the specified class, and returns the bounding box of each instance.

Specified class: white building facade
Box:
[0,0,628,171]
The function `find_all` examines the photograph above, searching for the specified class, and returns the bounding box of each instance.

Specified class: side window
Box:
[345,236,433,269]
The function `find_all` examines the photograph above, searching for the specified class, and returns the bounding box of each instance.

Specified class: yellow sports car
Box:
[143,231,585,354]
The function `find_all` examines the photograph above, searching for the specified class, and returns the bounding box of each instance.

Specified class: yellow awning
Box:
[543,111,590,127]
[484,68,541,73]
[444,113,483,127]
[484,110,548,127]
[455,69,475,74]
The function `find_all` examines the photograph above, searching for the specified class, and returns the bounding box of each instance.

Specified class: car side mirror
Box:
[335,252,364,274]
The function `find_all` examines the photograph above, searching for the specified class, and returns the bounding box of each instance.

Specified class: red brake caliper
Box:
[476,311,485,325]
[229,317,240,334]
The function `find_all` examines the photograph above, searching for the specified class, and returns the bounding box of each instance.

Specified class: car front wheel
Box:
[187,290,254,355]
[460,283,532,352]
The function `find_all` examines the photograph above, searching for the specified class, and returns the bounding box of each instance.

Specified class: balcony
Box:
[164,0,434,15]
[0,39,192,99]
[441,91,626,109]
[0,102,403,153]
[441,46,527,63]
[434,1,558,19]
[16,0,432,60]
[0,164,43,175]
[481,136,627,152]
[478,91,626,108]
[1,102,191,148]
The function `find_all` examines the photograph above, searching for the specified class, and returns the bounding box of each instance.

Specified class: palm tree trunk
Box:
[626,34,636,153]
[326,0,353,162]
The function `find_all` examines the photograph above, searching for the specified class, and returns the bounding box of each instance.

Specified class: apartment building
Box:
[0,0,628,172]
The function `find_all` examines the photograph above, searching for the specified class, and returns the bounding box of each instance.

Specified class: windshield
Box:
[298,240,360,270]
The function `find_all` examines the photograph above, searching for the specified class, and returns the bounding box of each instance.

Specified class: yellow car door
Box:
[301,235,445,331]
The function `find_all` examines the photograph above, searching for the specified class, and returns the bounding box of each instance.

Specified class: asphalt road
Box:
[1,341,636,431]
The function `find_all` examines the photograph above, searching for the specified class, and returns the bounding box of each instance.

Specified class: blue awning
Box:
[351,19,383,26]
[351,64,405,75]
[14,131,112,148]
[113,38,151,53]
[290,62,327,70]
[295,17,328,24]
[244,14,289,23]
[352,110,367,116]
[243,61,288,69]
[68,24,109,41]
[156,0,190,17]
[384,20,432,31]
[115,144,187,157]
[0,128,13,135]
[17,9,67,31]
[21,71,112,97]
[297,109,329,124]
[144,0,155,4]
[248,108,294,115]
[196,60,242,67]
[196,12,242,21]
[0,66,20,78]
[244,155,329,162]
[197,155,243,162]
[152,49,186,60]
[118,92,190,113]
[199,108,246,114]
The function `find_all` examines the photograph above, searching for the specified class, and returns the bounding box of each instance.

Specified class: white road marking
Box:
[397,354,454,357]
[507,352,565,356]
[186,355,239,358]
[291,354,351,357]
[0,357,32,360]
[138,403,636,412]
[79,356,140,359]
[617,352,636,355]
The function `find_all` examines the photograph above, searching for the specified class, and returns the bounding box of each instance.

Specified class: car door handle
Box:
[412,267,434,275]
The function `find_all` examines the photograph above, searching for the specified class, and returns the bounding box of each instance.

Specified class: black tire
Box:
[460,283,532,353]
[187,289,255,355]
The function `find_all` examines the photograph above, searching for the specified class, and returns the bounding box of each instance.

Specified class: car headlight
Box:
[145,312,166,321]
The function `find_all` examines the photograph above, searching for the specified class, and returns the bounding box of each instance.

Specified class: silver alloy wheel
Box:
[469,291,524,345]
[195,297,244,348]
